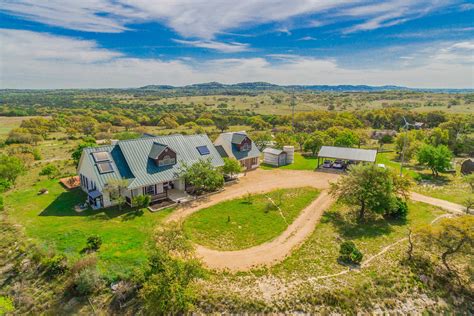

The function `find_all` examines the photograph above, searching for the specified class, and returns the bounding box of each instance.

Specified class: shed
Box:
[263,148,287,167]
[317,146,377,168]
[461,158,474,175]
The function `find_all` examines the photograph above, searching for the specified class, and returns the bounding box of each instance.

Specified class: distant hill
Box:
[139,82,472,93]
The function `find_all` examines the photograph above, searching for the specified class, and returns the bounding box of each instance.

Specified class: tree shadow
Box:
[322,210,395,238]
[39,188,141,220]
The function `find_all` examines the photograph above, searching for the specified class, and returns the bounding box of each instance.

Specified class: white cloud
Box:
[0,0,459,38]
[298,36,317,41]
[172,39,250,53]
[1,29,472,89]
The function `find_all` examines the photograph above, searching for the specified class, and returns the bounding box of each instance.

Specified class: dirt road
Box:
[410,192,465,214]
[165,169,466,271]
[166,169,339,223]
[195,191,334,271]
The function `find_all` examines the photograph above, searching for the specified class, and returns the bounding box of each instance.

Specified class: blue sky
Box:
[0,0,473,88]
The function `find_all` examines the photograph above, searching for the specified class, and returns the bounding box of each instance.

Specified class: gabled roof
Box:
[318,146,377,162]
[263,147,285,155]
[82,145,135,191]
[214,131,261,161]
[231,133,248,144]
[80,134,224,190]
[148,142,168,159]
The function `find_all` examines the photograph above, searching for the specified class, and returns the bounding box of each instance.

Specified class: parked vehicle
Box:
[332,160,345,169]
[322,160,333,168]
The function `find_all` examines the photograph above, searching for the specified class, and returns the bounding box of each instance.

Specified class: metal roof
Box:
[318,146,377,162]
[148,142,168,159]
[81,134,224,190]
[263,147,284,155]
[214,131,261,161]
[231,133,247,144]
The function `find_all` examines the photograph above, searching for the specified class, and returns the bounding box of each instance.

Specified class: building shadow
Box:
[39,188,140,220]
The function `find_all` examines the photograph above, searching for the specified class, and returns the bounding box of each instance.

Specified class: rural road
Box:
[165,169,467,271]
[410,192,465,214]
[195,191,334,271]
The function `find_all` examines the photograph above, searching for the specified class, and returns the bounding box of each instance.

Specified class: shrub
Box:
[74,268,101,296]
[42,254,68,277]
[339,241,363,265]
[0,196,3,211]
[32,148,42,160]
[132,195,151,208]
[39,164,59,178]
[385,197,408,219]
[0,179,12,193]
[84,235,102,252]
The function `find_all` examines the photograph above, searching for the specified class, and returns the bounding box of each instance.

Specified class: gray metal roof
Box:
[263,147,284,155]
[318,146,377,162]
[82,134,224,190]
[148,142,168,159]
[214,132,261,161]
[231,133,247,144]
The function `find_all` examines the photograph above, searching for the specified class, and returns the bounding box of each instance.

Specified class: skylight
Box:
[92,151,110,162]
[196,145,210,155]
[97,161,114,174]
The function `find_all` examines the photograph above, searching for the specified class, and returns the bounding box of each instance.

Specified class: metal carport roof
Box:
[318,146,377,162]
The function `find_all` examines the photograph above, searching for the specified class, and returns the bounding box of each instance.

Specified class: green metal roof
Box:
[82,134,224,190]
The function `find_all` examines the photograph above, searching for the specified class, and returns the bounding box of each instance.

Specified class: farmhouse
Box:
[317,146,377,170]
[77,134,224,209]
[263,146,295,167]
[214,131,261,171]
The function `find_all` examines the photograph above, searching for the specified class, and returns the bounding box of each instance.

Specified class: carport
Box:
[317,146,377,169]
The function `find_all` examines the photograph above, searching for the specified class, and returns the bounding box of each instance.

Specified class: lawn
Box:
[269,200,444,278]
[260,152,318,171]
[184,187,320,250]
[4,179,172,280]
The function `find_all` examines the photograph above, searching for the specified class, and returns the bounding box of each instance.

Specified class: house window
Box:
[158,155,176,166]
[146,185,155,195]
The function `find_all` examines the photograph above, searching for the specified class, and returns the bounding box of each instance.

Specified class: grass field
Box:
[184,187,319,250]
[0,116,45,139]
[263,200,443,278]
[4,179,172,280]
[260,152,318,171]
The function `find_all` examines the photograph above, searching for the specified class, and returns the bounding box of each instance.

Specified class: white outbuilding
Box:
[263,146,295,167]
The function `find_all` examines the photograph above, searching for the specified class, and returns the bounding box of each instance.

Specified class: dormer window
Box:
[149,142,177,167]
[158,155,175,166]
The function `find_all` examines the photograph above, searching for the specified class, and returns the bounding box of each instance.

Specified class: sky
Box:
[0,0,473,89]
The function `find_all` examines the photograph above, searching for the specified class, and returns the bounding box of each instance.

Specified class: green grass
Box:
[184,187,320,250]
[269,200,444,278]
[261,152,318,171]
[5,179,172,280]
